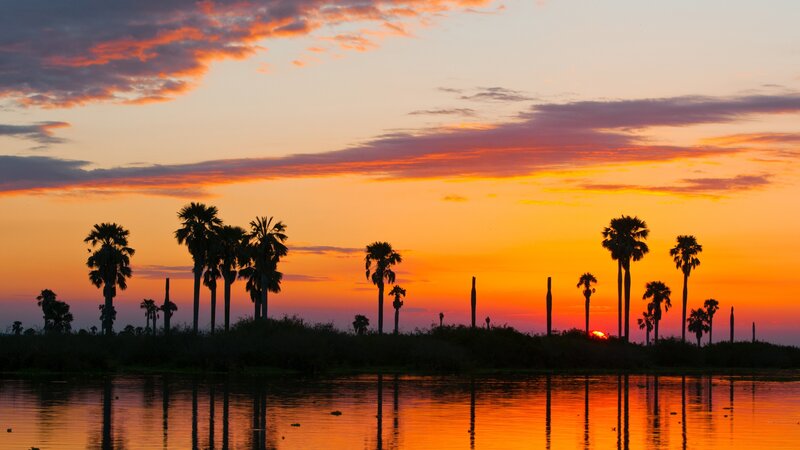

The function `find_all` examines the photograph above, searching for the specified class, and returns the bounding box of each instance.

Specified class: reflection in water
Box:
[2,374,799,449]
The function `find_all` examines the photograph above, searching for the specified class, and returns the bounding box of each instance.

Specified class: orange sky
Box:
[1,0,799,342]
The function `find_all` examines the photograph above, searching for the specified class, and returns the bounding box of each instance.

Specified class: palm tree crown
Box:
[643,280,671,343]
[687,308,710,347]
[670,235,702,276]
[85,223,134,335]
[365,241,402,334]
[241,216,288,320]
[576,273,597,336]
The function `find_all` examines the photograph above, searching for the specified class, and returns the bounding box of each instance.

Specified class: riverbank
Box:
[2,317,799,374]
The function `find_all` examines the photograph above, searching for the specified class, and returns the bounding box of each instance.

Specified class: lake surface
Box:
[1,374,799,449]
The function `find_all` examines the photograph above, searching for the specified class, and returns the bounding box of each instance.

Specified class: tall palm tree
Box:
[365,242,402,335]
[160,300,178,336]
[687,308,710,347]
[204,236,222,334]
[242,216,288,320]
[85,223,134,336]
[216,225,247,331]
[604,216,649,342]
[175,203,222,334]
[637,310,654,346]
[12,321,22,336]
[601,222,624,339]
[576,273,597,336]
[703,298,719,344]
[389,285,406,335]
[36,289,57,330]
[642,281,671,343]
[240,261,283,320]
[670,235,702,343]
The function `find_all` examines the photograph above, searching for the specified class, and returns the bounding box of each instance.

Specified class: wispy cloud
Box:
[0,121,69,147]
[408,108,477,117]
[292,245,362,255]
[134,264,194,280]
[442,194,468,202]
[0,0,494,107]
[2,94,800,195]
[459,86,535,102]
[577,174,772,197]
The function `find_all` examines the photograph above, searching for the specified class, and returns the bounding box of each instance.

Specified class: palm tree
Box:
[241,217,288,320]
[36,289,57,330]
[12,321,22,336]
[365,242,402,334]
[576,273,597,336]
[601,222,624,339]
[670,235,702,343]
[604,216,649,342]
[140,299,158,335]
[703,298,719,344]
[389,285,406,335]
[439,312,444,327]
[175,203,222,334]
[49,300,74,334]
[353,314,370,335]
[637,310,654,346]
[204,236,222,334]
[85,223,134,336]
[98,304,116,334]
[160,300,178,335]
[216,225,247,331]
[642,281,671,343]
[687,308,710,347]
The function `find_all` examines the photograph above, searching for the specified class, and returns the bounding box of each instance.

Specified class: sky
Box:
[1,0,799,343]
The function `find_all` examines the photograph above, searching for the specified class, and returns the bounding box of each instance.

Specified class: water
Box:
[1,374,799,449]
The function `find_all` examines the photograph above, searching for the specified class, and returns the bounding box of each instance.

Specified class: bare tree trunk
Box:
[623,264,631,342]
[378,282,385,334]
[585,293,590,336]
[546,277,553,337]
[681,272,688,343]
[224,277,232,332]
[193,264,202,334]
[470,276,476,329]
[617,261,622,339]
[654,317,660,343]
[164,278,171,336]
[209,282,217,334]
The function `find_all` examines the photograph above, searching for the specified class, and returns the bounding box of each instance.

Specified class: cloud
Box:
[0,0,493,107]
[291,245,362,255]
[283,274,330,282]
[459,87,535,102]
[442,194,468,202]
[0,121,69,147]
[408,108,477,117]
[134,264,194,280]
[2,93,800,195]
[578,174,772,197]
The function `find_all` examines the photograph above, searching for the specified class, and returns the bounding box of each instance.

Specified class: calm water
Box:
[1,374,799,449]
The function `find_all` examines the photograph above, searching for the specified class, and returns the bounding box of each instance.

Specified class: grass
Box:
[2,316,799,374]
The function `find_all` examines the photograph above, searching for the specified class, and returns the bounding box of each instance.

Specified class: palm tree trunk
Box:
[394,307,399,335]
[696,335,701,347]
[623,263,631,342]
[585,294,590,336]
[103,282,113,336]
[254,295,260,320]
[681,272,688,343]
[378,282,385,334]
[210,282,217,334]
[153,312,158,336]
[193,264,202,334]
[654,317,660,343]
[224,277,232,332]
[263,289,269,321]
[709,317,713,345]
[646,329,650,346]
[260,274,268,321]
[616,261,622,339]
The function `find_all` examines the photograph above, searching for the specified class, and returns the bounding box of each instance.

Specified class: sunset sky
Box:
[1,0,799,343]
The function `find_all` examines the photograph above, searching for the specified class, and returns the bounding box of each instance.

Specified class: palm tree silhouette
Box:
[603,216,649,341]
[204,235,222,334]
[36,289,57,330]
[703,298,719,344]
[365,242,402,334]
[485,316,491,329]
[140,299,157,335]
[216,225,247,331]
[642,281,671,343]
[637,310,654,345]
[160,299,178,335]
[241,216,288,320]
[90,325,98,335]
[687,308,710,347]
[175,202,222,334]
[12,321,22,336]
[353,314,370,335]
[670,235,702,343]
[389,285,406,335]
[576,273,597,336]
[85,223,134,336]
[98,304,116,335]
[439,312,444,327]
[49,300,73,333]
